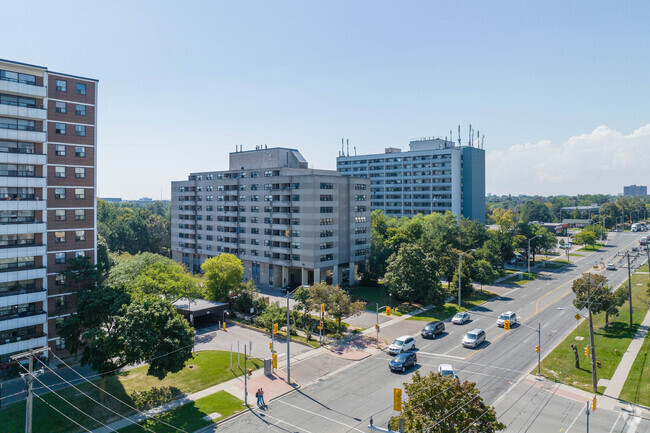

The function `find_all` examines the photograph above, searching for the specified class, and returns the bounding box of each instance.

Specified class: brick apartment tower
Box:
[0,59,97,364]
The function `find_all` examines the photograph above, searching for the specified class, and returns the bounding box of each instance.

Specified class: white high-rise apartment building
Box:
[172,147,370,288]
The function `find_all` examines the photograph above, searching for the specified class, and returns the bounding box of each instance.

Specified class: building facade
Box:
[171,148,370,288]
[336,138,485,224]
[0,59,97,365]
[623,185,647,197]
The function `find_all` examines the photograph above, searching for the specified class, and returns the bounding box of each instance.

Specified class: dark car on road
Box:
[389,352,417,373]
[421,321,445,339]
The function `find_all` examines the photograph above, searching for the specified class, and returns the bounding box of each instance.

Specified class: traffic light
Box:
[272,353,278,368]
[386,307,392,317]
[584,345,590,357]
[375,323,379,329]
[591,396,597,411]
[247,368,252,377]
[535,345,540,353]
[393,388,402,411]
[320,303,325,313]
[273,323,278,334]
[504,320,510,331]
[269,342,273,350]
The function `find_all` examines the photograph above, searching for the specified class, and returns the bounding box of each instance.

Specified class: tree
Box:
[451,252,474,299]
[572,273,627,330]
[107,252,201,303]
[388,370,505,433]
[489,230,516,269]
[384,243,445,305]
[300,283,365,334]
[60,286,195,381]
[201,254,244,302]
[573,228,597,249]
[492,208,516,232]
[520,201,551,223]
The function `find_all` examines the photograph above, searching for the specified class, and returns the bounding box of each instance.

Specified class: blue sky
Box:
[3,1,650,197]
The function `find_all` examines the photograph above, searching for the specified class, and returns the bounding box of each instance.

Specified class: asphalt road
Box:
[219,232,650,433]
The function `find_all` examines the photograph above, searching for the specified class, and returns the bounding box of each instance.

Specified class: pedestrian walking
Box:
[255,389,261,407]
[259,388,266,407]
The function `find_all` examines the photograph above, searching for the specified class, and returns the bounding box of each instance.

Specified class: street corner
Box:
[234,369,298,403]
[325,334,384,359]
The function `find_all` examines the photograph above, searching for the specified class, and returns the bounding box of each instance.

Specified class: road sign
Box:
[575,314,581,321]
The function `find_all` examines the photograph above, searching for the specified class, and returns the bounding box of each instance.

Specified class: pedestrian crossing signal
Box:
[591,396,597,411]
[273,323,278,334]
[247,368,252,377]
[269,342,273,350]
[504,320,510,330]
[535,345,540,353]
[272,353,278,368]
[320,303,325,313]
[393,388,402,411]
[386,307,391,316]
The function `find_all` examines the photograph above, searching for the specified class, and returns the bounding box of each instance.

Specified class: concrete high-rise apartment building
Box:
[337,138,485,224]
[172,147,370,288]
[0,59,97,365]
[623,185,647,197]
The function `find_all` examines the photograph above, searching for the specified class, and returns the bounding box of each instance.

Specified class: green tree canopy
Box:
[201,254,244,302]
[389,370,506,433]
[299,283,365,334]
[384,243,444,305]
[572,273,627,329]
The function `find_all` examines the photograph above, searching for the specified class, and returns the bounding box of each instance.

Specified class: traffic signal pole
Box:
[587,284,598,393]
[627,253,633,331]
[537,322,541,376]
[244,344,248,406]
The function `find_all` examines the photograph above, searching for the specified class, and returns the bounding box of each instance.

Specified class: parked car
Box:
[387,336,416,355]
[496,311,518,328]
[421,321,445,339]
[606,263,616,270]
[389,352,417,373]
[438,364,458,380]
[452,312,471,325]
[462,329,486,348]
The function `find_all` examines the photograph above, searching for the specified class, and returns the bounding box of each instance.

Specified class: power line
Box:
[31,393,93,433]
[49,351,188,433]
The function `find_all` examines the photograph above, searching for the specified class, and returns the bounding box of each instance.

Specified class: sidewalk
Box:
[602,308,650,406]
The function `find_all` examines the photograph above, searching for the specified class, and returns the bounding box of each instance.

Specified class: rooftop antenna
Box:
[476,130,479,147]
[458,125,461,146]
[347,139,349,157]
[354,145,357,156]
[481,134,485,149]
[450,129,453,144]
[342,138,344,157]
[468,124,471,148]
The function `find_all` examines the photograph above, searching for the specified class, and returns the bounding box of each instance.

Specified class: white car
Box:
[387,336,416,355]
[438,364,458,380]
[452,312,470,325]
[462,329,486,348]
[606,263,616,271]
[496,311,518,328]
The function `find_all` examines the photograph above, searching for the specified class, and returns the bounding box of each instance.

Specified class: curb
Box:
[228,321,316,349]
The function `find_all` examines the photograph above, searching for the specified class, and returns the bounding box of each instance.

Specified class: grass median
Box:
[0,351,261,433]
[407,289,496,322]
[536,270,650,395]
[501,272,540,286]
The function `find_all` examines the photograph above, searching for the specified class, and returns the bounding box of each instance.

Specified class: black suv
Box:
[421,321,445,339]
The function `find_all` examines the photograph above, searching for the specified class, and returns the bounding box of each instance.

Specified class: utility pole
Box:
[376,302,379,349]
[627,253,633,331]
[587,283,598,393]
[244,344,248,406]
[11,348,47,433]
[586,400,590,433]
[537,322,541,375]
[286,290,291,385]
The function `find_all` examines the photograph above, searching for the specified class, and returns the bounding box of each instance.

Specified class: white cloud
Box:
[487,124,650,196]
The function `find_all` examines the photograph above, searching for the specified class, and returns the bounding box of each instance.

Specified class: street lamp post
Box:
[528,235,542,280]
[286,286,301,385]
[458,249,476,309]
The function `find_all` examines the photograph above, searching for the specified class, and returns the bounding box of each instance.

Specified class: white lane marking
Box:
[626,415,641,433]
[564,402,585,433]
[416,351,464,360]
[278,401,365,432]
[417,363,510,379]
[257,411,314,433]
[608,412,622,433]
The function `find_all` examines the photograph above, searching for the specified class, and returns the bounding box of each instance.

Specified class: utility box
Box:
[264,358,272,376]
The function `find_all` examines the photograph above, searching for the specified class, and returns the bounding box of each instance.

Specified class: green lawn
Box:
[408,290,496,322]
[0,351,261,433]
[501,272,540,286]
[118,391,244,433]
[578,243,605,252]
[346,285,418,315]
[619,331,650,407]
[536,271,650,395]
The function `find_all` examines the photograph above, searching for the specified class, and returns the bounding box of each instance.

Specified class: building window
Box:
[355,194,367,201]
[319,218,334,225]
[75,146,86,157]
[355,206,366,213]
[76,83,86,95]
[320,182,333,189]
[55,252,65,264]
[74,188,85,199]
[55,296,66,308]
[75,125,86,136]
[56,338,66,350]
[320,207,333,213]
[75,209,85,220]
[55,274,65,286]
[55,317,66,329]
[355,184,367,190]
[320,195,333,201]
[75,230,85,241]
[56,80,67,92]
[55,232,65,243]
[320,230,333,237]
[320,254,334,262]
[55,123,66,134]
[251,184,259,190]
[55,145,66,156]
[55,188,66,199]
[264,170,273,177]
[76,251,85,258]
[251,171,259,178]
[354,216,367,223]
[320,242,334,250]
[55,210,66,221]
[75,104,86,116]
[55,102,66,113]
[355,227,367,234]
[55,166,65,177]
[75,168,85,178]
